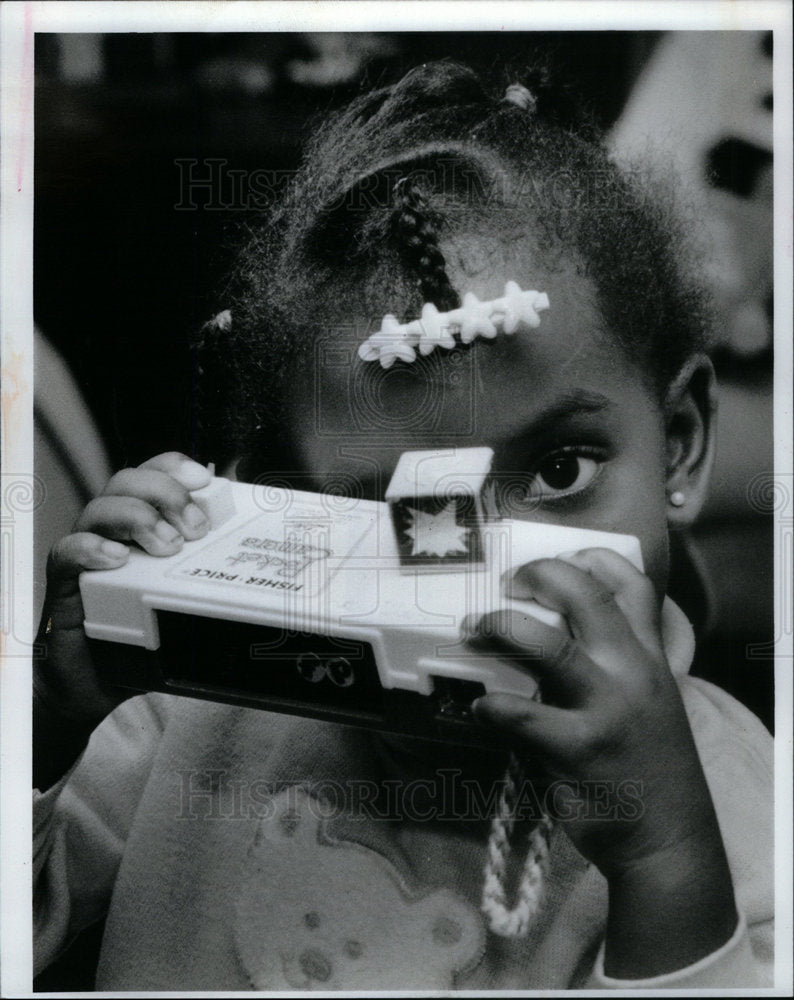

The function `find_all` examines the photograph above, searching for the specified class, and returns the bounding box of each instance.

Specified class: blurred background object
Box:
[286,32,399,86]
[610,30,774,733]
[612,31,773,359]
[34,327,113,625]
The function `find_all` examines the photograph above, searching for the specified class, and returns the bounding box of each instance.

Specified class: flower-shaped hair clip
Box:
[358,282,550,368]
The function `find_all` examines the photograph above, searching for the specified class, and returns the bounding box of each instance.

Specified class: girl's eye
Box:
[531,451,602,497]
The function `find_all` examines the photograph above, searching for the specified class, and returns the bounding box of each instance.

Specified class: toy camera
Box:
[80,449,642,745]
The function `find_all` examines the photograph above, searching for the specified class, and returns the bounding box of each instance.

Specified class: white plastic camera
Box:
[80,449,642,744]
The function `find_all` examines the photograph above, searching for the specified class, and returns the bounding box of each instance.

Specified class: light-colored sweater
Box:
[34,673,773,990]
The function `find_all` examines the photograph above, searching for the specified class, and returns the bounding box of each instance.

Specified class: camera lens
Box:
[296,652,325,683]
[326,657,355,687]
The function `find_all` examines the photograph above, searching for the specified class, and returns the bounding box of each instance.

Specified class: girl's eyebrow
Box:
[526,390,613,427]
[500,390,613,452]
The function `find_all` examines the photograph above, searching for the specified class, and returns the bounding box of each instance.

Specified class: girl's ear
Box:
[663,354,718,528]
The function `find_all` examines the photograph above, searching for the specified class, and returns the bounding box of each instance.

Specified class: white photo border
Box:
[2,2,791,996]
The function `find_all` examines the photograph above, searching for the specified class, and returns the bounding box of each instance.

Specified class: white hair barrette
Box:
[358,282,551,369]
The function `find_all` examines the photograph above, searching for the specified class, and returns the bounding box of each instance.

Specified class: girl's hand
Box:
[467,549,737,976]
[34,454,211,784]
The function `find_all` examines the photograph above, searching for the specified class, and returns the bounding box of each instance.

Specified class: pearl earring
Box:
[669,491,686,508]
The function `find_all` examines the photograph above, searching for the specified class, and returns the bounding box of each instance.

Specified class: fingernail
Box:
[179,459,213,489]
[183,459,209,476]
[556,550,579,561]
[154,520,182,545]
[182,503,209,531]
[101,540,129,558]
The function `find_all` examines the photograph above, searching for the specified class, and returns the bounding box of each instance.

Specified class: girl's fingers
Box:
[503,558,637,674]
[555,548,664,659]
[43,453,210,629]
[138,452,212,491]
[464,608,598,704]
[48,532,130,579]
[74,495,186,556]
[102,468,209,540]
[472,692,580,758]
[46,531,130,608]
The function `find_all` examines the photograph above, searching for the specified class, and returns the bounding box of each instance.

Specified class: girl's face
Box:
[288,268,674,597]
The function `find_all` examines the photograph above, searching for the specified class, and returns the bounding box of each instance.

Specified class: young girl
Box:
[33,62,773,990]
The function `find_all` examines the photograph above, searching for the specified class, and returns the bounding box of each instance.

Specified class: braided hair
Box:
[391,177,459,313]
[197,60,710,466]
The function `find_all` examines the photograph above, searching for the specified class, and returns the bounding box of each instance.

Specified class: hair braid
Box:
[392,178,460,313]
